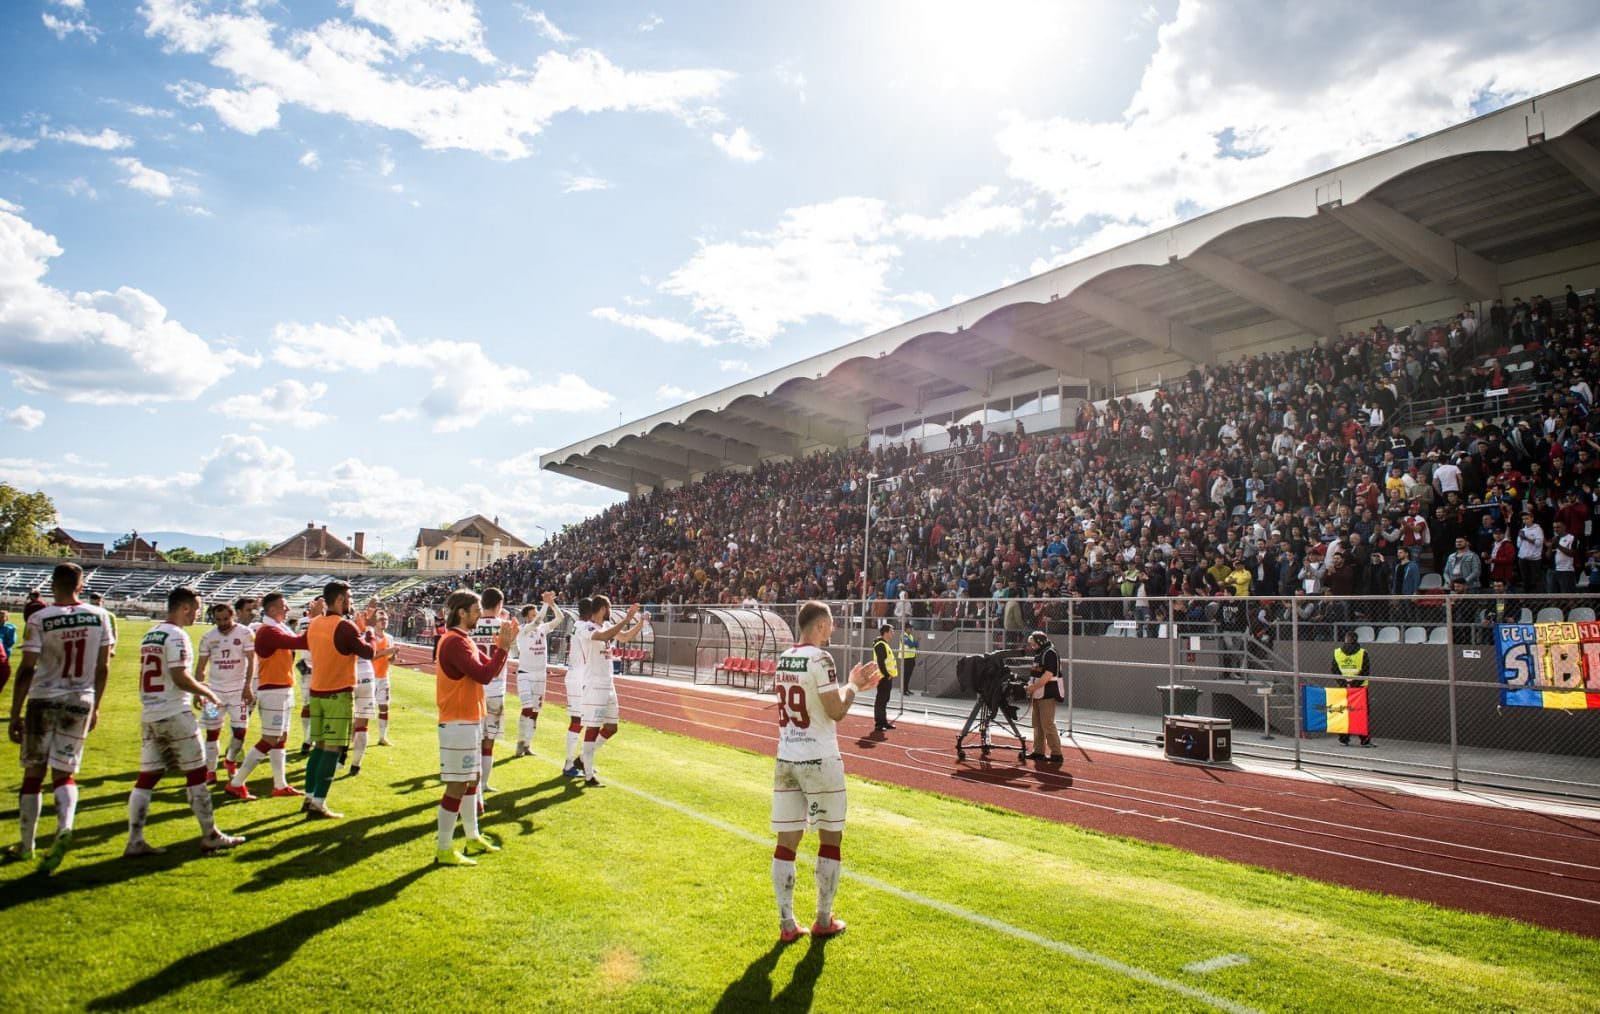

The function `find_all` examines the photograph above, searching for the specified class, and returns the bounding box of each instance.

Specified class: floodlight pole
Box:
[861,471,878,668]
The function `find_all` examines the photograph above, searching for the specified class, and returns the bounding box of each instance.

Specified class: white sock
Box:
[19,791,40,852]
[186,783,216,837]
[518,714,534,745]
[437,801,459,851]
[816,854,842,923]
[350,730,368,769]
[378,718,388,739]
[580,736,598,778]
[565,729,580,764]
[462,789,481,838]
[772,853,797,928]
[227,735,245,764]
[479,750,494,793]
[301,715,311,741]
[127,787,152,844]
[204,739,219,772]
[233,747,266,787]
[269,748,288,789]
[53,782,79,834]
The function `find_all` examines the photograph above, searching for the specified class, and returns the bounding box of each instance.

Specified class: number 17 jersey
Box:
[774,644,841,763]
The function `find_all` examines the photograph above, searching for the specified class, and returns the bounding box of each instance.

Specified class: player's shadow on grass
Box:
[87,864,437,1011]
[712,937,827,1013]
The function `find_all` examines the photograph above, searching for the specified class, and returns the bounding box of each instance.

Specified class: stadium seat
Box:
[1418,573,1444,590]
[1567,607,1596,623]
[1354,625,1376,643]
[1535,607,1565,624]
[1375,626,1401,643]
[1517,608,1535,624]
[1427,627,1449,644]
[1403,626,1427,644]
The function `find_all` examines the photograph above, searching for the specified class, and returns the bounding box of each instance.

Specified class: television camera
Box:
[954,650,1033,761]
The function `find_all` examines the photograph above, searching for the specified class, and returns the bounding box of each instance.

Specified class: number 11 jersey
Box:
[774,643,841,763]
[21,602,117,703]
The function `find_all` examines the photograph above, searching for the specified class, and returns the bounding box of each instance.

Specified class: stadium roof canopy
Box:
[546,74,1600,494]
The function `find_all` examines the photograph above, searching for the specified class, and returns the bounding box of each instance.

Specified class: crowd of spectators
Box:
[387,289,1600,645]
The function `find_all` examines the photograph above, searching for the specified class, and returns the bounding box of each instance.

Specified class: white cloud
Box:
[590,307,717,347]
[114,102,176,119]
[61,176,98,199]
[345,0,495,63]
[660,197,912,346]
[997,0,1600,250]
[892,185,1026,241]
[5,405,45,431]
[141,1,732,160]
[42,12,99,42]
[561,173,611,193]
[377,145,397,176]
[211,379,333,428]
[52,0,87,8]
[518,7,574,44]
[775,64,807,103]
[299,149,321,169]
[202,86,282,134]
[111,156,193,200]
[717,359,752,374]
[656,384,699,402]
[637,14,663,32]
[269,316,613,431]
[0,134,38,154]
[39,126,133,150]
[711,126,763,162]
[0,201,244,404]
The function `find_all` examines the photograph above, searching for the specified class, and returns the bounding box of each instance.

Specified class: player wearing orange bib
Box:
[433,589,517,867]
[348,604,397,776]
[225,592,308,801]
[302,581,376,819]
[372,611,396,746]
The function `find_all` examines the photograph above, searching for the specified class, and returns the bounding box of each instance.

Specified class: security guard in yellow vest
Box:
[900,628,918,697]
[1330,629,1373,747]
[873,623,898,732]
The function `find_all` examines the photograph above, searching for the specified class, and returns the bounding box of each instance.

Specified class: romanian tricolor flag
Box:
[1302,685,1369,736]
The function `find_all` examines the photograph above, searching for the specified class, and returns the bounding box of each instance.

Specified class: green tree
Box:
[366,550,407,569]
[242,540,272,562]
[164,546,203,564]
[0,483,59,556]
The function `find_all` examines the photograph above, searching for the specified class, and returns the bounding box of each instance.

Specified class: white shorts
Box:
[439,720,482,782]
[516,669,547,711]
[771,756,848,832]
[374,679,391,709]
[580,685,619,727]
[140,712,205,773]
[353,678,377,720]
[202,689,250,730]
[257,685,295,738]
[20,695,94,775]
[481,696,504,741]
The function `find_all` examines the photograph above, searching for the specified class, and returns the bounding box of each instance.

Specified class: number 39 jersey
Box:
[139,622,195,722]
[21,602,117,703]
[774,644,842,763]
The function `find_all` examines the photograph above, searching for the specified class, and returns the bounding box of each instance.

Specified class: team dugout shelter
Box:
[546,75,1600,493]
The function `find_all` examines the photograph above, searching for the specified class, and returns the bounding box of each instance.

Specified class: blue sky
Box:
[3,1,1598,555]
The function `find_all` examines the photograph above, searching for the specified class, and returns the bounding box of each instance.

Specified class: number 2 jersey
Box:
[21,602,117,703]
[139,621,195,722]
[774,643,841,763]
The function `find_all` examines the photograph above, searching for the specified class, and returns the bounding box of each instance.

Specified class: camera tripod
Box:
[955,693,1029,762]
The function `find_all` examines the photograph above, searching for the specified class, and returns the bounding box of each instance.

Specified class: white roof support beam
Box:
[1545,133,1600,197]
[689,416,802,457]
[1181,251,1339,340]
[977,327,1109,386]
[614,437,724,475]
[650,426,763,467]
[547,461,642,494]
[1330,199,1500,300]
[727,401,852,445]
[827,366,919,413]
[885,347,991,395]
[771,386,868,428]
[590,448,689,484]
[1069,288,1214,366]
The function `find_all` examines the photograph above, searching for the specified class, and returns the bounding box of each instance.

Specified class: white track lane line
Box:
[614,681,1600,874]
[597,690,1600,910]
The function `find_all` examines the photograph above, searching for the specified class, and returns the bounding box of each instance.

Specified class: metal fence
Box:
[624,593,1600,801]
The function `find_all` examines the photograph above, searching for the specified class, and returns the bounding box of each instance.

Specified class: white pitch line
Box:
[582,768,1260,1014]
[1184,954,1252,974]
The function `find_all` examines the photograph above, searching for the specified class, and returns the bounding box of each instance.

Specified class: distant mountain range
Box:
[64,530,257,555]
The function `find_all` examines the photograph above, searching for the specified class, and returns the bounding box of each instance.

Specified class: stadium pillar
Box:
[1330,199,1500,300]
[1181,251,1339,340]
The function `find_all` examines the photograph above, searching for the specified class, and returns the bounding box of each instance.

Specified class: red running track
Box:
[395,648,1600,937]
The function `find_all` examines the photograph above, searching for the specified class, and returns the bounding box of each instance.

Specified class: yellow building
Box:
[414,515,530,573]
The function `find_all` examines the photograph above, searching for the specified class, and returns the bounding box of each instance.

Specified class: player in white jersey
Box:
[347,603,397,776]
[561,599,596,778]
[124,587,245,858]
[6,563,115,873]
[576,595,647,788]
[513,592,563,757]
[769,601,879,943]
[296,595,325,754]
[196,603,256,784]
[469,587,512,801]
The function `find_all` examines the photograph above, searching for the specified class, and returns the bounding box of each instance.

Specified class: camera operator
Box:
[1024,632,1064,764]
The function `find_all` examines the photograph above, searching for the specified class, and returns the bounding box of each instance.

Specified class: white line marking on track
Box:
[564,759,1261,1014]
[1184,954,1251,974]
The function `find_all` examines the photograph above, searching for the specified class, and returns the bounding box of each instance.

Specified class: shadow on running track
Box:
[711,933,828,1013]
[86,864,438,1010]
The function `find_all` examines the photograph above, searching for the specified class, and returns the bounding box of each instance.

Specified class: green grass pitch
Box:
[2,621,1597,1012]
